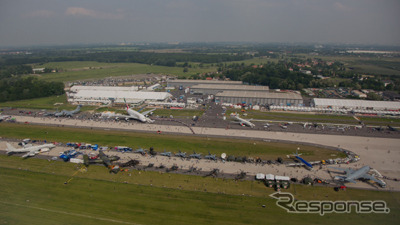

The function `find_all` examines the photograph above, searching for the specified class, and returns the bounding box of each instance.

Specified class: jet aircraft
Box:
[230,114,255,128]
[286,150,319,170]
[175,150,186,158]
[83,150,120,173]
[328,165,386,187]
[54,105,82,117]
[6,142,55,158]
[189,151,202,159]
[204,151,217,161]
[134,148,147,156]
[160,150,172,157]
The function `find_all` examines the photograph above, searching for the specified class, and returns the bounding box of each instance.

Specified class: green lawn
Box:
[0,123,345,160]
[31,61,218,82]
[0,156,399,225]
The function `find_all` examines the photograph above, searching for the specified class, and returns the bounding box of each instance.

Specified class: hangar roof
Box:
[191,84,269,91]
[71,90,172,101]
[313,98,400,109]
[216,91,302,99]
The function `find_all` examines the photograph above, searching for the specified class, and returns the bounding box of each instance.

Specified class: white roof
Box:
[313,98,400,110]
[70,85,139,92]
[71,90,172,102]
[191,84,269,91]
[265,174,275,180]
[275,175,290,181]
[256,173,265,180]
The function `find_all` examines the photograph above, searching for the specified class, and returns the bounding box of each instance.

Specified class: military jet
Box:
[54,105,82,117]
[6,142,55,158]
[175,150,186,158]
[204,151,217,161]
[286,150,319,170]
[83,150,120,173]
[329,165,386,187]
[189,151,202,159]
[134,148,147,156]
[160,150,172,157]
[388,125,398,131]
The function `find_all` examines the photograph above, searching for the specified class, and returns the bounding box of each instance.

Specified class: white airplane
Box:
[230,114,255,128]
[116,99,156,123]
[329,165,386,187]
[6,143,56,158]
[0,115,11,122]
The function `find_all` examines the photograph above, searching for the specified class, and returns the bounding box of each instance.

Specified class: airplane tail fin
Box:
[6,143,16,154]
[124,98,130,110]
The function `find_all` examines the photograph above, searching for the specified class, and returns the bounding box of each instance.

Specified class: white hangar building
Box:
[68,86,171,105]
[215,91,303,106]
[313,98,400,111]
[190,84,269,95]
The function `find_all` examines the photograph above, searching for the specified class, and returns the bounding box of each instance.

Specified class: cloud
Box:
[65,7,123,19]
[27,9,56,18]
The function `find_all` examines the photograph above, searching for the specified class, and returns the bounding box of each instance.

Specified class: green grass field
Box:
[0,123,344,160]
[0,155,399,225]
[32,61,218,82]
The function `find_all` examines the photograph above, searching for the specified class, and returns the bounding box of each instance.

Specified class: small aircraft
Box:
[204,151,217,161]
[54,105,82,117]
[286,150,319,170]
[328,165,386,187]
[230,114,255,128]
[160,150,172,157]
[175,150,186,158]
[83,150,120,173]
[6,142,56,158]
[189,151,202,159]
[133,148,147,156]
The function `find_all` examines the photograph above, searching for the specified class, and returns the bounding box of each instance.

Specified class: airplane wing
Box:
[328,167,354,174]
[141,109,156,116]
[21,150,39,158]
[360,174,381,183]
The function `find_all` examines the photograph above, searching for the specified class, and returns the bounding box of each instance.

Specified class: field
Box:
[0,123,345,160]
[0,155,399,225]
[296,54,400,76]
[32,61,218,82]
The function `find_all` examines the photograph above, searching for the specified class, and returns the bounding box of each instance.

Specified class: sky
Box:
[0,0,399,47]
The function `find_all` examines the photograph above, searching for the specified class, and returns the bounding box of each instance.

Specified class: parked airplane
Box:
[230,114,255,128]
[287,150,319,170]
[175,150,186,158]
[204,151,217,161]
[110,99,156,123]
[189,151,202,159]
[134,148,147,156]
[6,142,56,158]
[328,165,386,187]
[83,150,120,173]
[54,105,82,117]
[160,150,172,157]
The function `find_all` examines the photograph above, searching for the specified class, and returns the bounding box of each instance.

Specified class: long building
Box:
[190,84,269,95]
[215,91,303,106]
[167,79,242,88]
[313,98,400,111]
[68,86,171,105]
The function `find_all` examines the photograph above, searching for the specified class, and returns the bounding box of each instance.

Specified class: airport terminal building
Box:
[215,91,303,106]
[190,84,269,95]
